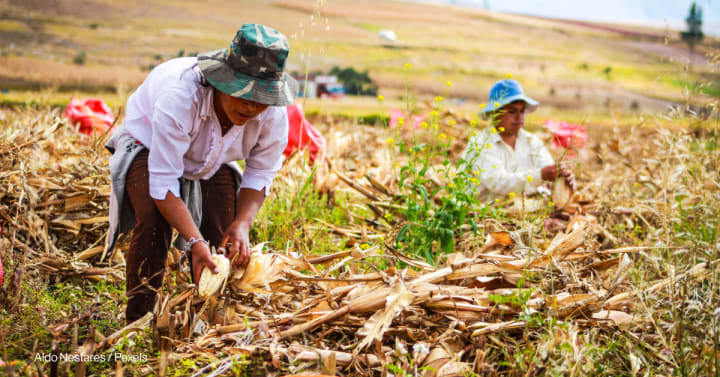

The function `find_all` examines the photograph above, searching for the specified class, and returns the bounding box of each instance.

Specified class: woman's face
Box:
[216,90,269,126]
[496,101,526,135]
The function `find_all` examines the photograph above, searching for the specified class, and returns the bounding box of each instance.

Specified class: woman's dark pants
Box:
[124,150,237,323]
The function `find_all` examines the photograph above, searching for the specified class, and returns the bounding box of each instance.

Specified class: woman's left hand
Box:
[220,220,252,268]
[559,165,576,189]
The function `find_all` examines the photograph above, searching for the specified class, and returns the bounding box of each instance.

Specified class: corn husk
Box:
[198,254,230,298]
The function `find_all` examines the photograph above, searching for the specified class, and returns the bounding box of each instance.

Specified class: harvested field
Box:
[0,102,718,376]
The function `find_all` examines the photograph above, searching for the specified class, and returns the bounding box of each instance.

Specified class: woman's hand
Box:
[541,164,576,189]
[220,220,252,268]
[191,241,218,284]
[153,192,219,282]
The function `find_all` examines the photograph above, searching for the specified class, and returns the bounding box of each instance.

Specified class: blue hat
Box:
[479,79,538,118]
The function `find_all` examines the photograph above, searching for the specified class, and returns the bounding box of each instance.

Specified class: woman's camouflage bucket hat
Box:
[197,24,298,106]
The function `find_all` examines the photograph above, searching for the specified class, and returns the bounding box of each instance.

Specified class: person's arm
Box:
[222,107,289,268]
[467,143,542,197]
[148,89,217,282]
[531,134,576,189]
[481,158,543,197]
[221,188,266,268]
[154,193,218,283]
[541,164,575,189]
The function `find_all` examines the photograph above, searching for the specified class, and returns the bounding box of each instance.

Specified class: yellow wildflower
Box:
[494,102,500,108]
[421,121,428,128]
[508,192,516,198]
[470,120,477,126]
[398,117,405,125]
[405,63,412,69]
[486,143,492,149]
[495,198,500,204]
[498,126,505,132]
[473,170,480,176]
[445,80,453,87]
[434,96,443,102]
[432,123,439,130]
[481,168,486,173]
[491,127,498,133]
[386,137,395,145]
[527,175,533,183]
[492,165,497,169]
[430,110,439,117]
[360,243,370,250]
[479,103,486,108]
[449,120,456,126]
[377,94,384,101]
[439,133,447,140]
[506,73,512,79]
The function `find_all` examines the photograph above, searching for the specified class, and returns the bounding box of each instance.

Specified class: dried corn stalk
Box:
[356,280,415,350]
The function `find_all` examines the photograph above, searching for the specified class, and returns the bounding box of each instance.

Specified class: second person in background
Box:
[461,79,575,201]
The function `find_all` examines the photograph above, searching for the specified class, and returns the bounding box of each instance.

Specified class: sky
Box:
[410,0,720,36]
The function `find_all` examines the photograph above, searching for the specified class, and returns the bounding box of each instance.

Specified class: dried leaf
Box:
[356,281,415,350]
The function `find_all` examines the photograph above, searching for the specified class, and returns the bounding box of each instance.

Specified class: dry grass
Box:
[0,56,146,93]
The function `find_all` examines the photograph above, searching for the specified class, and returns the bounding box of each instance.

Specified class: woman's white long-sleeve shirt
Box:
[108,57,289,200]
[461,127,554,201]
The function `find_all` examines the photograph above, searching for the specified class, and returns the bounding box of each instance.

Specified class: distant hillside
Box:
[0,0,717,115]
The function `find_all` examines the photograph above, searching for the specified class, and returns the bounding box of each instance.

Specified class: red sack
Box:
[63,98,115,135]
[543,120,587,149]
[283,104,326,163]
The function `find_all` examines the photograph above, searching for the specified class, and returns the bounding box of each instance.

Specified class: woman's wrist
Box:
[185,236,209,253]
[232,217,252,230]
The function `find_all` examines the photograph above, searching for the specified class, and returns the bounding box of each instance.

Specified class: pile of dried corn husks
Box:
[0,109,122,303]
[149,217,708,377]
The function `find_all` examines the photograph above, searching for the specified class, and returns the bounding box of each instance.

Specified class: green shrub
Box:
[329,66,378,96]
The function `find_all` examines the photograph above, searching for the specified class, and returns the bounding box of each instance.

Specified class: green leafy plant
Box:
[390,103,481,264]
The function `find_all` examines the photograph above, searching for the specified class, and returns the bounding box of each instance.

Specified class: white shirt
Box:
[114,57,288,200]
[461,127,554,201]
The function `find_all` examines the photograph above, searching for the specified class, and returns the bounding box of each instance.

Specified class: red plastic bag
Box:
[63,98,115,135]
[283,104,326,163]
[543,120,587,150]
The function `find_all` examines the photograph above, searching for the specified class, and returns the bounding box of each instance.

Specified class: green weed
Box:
[252,165,353,257]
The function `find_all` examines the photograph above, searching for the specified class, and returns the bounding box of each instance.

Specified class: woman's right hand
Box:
[191,242,218,284]
[152,192,220,283]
